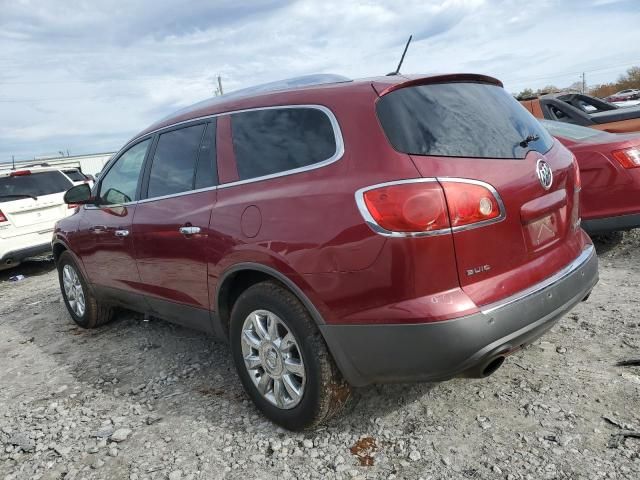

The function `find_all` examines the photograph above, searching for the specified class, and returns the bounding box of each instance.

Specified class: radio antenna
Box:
[387,35,413,76]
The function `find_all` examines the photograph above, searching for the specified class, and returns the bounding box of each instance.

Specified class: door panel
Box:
[75,138,151,294]
[131,120,217,327]
[132,191,215,310]
[75,204,142,291]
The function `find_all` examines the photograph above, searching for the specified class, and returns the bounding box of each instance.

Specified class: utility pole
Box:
[12,155,15,170]
[582,72,586,94]
[214,76,224,96]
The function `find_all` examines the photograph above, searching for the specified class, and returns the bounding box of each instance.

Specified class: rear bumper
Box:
[582,213,640,234]
[0,242,52,268]
[320,245,598,387]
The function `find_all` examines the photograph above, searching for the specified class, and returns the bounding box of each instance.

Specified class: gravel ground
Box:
[1,232,639,480]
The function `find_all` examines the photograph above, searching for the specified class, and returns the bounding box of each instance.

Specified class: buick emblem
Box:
[536,159,553,190]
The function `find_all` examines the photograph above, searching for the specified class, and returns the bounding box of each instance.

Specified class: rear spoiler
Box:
[374,73,504,97]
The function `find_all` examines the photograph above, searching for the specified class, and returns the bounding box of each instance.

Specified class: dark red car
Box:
[541,120,640,233]
[53,73,598,430]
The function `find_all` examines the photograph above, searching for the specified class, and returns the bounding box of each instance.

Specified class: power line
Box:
[502,59,640,86]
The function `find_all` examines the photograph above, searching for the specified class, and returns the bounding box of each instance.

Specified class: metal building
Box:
[3,152,114,176]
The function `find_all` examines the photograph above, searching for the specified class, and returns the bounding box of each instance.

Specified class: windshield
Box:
[376,82,554,159]
[0,171,73,202]
[540,119,604,140]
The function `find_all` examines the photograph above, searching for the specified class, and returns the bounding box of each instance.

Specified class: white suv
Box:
[0,166,75,270]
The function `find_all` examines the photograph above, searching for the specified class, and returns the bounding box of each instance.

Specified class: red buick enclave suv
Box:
[53,73,598,430]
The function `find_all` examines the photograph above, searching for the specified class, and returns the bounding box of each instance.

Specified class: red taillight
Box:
[612,147,640,169]
[0,209,6,222]
[357,179,503,235]
[362,182,449,233]
[439,180,501,228]
[9,170,31,176]
[68,204,78,209]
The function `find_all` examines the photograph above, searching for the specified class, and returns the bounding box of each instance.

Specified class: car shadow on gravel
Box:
[591,231,625,255]
[8,302,437,429]
[0,257,56,281]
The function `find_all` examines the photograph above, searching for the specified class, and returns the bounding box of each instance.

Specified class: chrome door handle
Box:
[179,226,201,235]
[114,229,130,237]
[89,225,107,233]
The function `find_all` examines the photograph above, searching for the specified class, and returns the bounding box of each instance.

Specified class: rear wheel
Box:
[230,281,351,430]
[57,251,113,329]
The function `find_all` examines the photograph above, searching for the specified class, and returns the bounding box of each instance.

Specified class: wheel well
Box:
[52,243,67,262]
[217,270,275,338]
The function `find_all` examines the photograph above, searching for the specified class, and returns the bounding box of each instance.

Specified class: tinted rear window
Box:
[0,171,73,202]
[377,83,554,159]
[231,107,337,180]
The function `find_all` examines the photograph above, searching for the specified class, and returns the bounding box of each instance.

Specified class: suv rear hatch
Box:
[375,76,587,306]
[0,170,74,239]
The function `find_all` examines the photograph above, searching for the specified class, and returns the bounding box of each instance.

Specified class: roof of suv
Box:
[135,73,503,142]
[0,165,70,177]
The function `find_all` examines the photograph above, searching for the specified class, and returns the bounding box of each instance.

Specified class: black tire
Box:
[57,251,113,329]
[230,281,351,430]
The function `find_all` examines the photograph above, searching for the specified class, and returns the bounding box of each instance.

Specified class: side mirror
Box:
[64,183,93,205]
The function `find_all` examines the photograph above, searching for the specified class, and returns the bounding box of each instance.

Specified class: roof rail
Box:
[223,74,351,100]
[165,74,351,121]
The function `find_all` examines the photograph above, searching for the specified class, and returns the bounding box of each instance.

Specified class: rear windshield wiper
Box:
[0,193,38,201]
[519,134,540,148]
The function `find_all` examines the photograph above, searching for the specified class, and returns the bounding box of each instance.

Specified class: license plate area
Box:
[524,211,562,252]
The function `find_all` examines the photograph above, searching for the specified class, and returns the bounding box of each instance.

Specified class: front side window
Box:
[377,82,554,159]
[99,139,149,205]
[231,107,337,180]
[147,123,206,198]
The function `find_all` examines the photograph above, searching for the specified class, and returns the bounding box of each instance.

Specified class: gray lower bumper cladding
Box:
[321,245,598,387]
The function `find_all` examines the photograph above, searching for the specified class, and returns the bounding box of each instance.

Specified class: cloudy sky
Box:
[1,0,639,162]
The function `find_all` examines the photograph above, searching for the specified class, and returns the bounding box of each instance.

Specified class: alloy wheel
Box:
[240,309,306,409]
[62,264,86,317]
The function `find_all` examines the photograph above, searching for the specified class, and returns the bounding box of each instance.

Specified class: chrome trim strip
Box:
[98,105,344,204]
[217,105,344,189]
[137,185,218,204]
[84,201,137,210]
[354,177,505,238]
[480,244,595,315]
[354,178,452,238]
[437,177,506,233]
[113,104,344,174]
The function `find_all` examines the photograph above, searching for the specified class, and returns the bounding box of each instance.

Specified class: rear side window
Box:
[147,124,206,198]
[0,171,73,202]
[194,121,218,190]
[376,83,554,159]
[63,170,86,182]
[231,107,337,180]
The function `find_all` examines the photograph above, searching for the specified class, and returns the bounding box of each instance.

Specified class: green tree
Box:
[617,66,640,90]
[516,88,535,99]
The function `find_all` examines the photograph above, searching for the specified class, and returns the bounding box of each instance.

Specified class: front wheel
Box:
[57,251,113,329]
[230,281,351,430]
